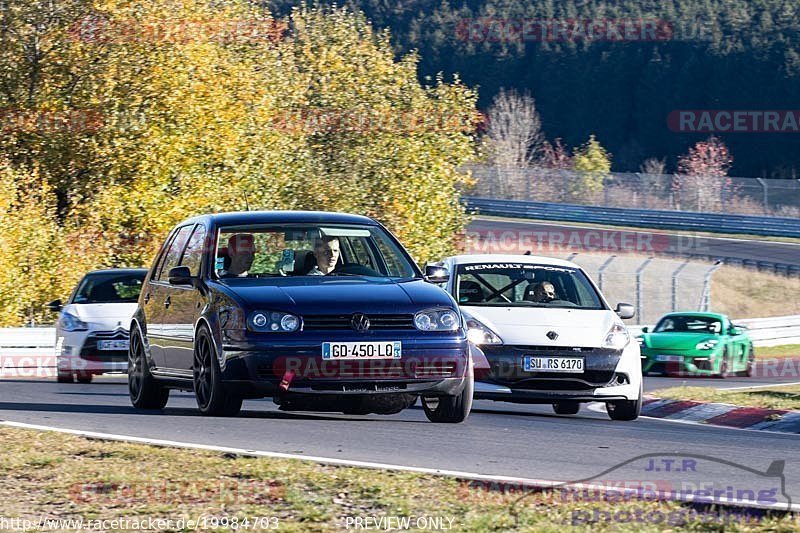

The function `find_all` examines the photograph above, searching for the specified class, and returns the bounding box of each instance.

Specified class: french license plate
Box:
[322,341,402,360]
[98,339,129,351]
[656,355,683,362]
[523,356,584,373]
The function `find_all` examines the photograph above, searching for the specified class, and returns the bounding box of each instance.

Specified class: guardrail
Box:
[1,317,797,378]
[462,197,800,239]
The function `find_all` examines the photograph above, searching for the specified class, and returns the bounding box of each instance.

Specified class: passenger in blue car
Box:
[307,236,340,275]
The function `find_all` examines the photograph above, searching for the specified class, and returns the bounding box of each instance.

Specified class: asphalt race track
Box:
[467,217,800,268]
[1,377,798,508]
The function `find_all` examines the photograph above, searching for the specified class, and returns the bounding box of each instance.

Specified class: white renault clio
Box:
[435,254,642,420]
[48,269,147,383]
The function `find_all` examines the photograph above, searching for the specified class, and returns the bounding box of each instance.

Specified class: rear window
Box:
[72,272,146,304]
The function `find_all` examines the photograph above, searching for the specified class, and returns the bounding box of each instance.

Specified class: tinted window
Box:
[654,316,722,334]
[180,225,207,276]
[156,225,193,281]
[454,263,604,309]
[73,272,146,304]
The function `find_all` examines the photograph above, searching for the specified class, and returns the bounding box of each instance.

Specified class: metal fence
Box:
[466,165,800,217]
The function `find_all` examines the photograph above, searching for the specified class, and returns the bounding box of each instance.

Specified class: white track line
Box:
[1,419,796,512]
[718,381,800,391]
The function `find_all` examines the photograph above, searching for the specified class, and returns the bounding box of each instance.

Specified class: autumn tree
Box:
[675,136,734,211]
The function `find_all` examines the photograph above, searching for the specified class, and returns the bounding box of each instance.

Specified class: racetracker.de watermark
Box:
[455,18,673,43]
[668,110,800,133]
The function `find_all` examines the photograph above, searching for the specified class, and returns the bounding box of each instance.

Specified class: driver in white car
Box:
[527,281,557,303]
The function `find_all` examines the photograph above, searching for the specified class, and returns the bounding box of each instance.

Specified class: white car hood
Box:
[64,303,138,329]
[463,306,618,348]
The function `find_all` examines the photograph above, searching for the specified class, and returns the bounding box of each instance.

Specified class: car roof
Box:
[180,211,378,227]
[85,268,148,275]
[442,254,581,269]
[659,312,726,320]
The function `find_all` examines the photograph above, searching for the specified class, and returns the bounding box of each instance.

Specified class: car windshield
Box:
[454,263,604,309]
[214,223,418,279]
[653,316,722,334]
[72,272,145,304]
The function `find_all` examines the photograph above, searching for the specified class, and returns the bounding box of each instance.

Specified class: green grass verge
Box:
[757,345,800,359]
[650,386,800,411]
[0,426,797,531]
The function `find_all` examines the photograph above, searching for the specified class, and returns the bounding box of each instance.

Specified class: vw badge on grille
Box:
[351,313,371,332]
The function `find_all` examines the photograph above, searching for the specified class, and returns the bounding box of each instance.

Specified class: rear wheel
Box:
[552,401,580,415]
[128,328,169,409]
[76,372,93,384]
[56,371,73,383]
[422,368,473,424]
[607,382,642,421]
[193,326,242,417]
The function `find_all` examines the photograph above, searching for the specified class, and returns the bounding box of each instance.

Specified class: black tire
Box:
[76,372,93,384]
[56,371,74,383]
[607,382,642,421]
[740,345,755,377]
[421,367,473,423]
[552,401,580,415]
[193,326,242,417]
[128,327,169,409]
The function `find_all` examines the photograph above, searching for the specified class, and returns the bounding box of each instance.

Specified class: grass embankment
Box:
[755,345,800,359]
[713,267,800,319]
[0,426,797,531]
[651,386,800,411]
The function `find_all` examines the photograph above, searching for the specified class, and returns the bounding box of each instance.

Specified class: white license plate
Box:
[98,339,129,351]
[322,341,401,360]
[523,356,584,373]
[656,355,683,362]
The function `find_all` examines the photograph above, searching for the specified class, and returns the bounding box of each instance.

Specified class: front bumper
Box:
[641,351,720,375]
[217,333,470,399]
[474,342,641,403]
[57,329,129,375]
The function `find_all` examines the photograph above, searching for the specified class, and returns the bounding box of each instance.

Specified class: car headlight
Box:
[248,311,301,332]
[603,323,630,350]
[465,317,503,345]
[59,311,88,332]
[695,339,719,350]
[414,308,460,332]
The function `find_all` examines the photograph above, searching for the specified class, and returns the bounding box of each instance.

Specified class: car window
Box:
[214,223,418,279]
[454,263,604,309]
[180,225,206,276]
[654,316,722,334]
[156,225,193,281]
[72,272,146,304]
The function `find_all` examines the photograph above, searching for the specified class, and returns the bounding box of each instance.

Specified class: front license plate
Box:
[656,355,683,362]
[523,356,584,373]
[98,339,129,351]
[322,341,402,360]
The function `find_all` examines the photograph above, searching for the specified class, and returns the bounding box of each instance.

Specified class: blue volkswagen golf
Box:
[128,211,473,422]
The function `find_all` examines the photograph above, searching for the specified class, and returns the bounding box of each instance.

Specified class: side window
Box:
[349,237,376,269]
[180,225,207,276]
[156,225,193,281]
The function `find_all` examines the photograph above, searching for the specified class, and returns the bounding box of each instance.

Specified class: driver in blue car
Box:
[307,236,340,275]
[221,233,256,277]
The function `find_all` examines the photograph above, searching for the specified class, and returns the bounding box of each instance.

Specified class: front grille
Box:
[507,345,595,353]
[79,329,129,362]
[302,314,415,331]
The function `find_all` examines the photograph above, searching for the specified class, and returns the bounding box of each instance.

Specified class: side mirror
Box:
[729,326,743,336]
[615,303,635,320]
[641,326,649,333]
[46,299,62,312]
[424,265,450,284]
[168,266,193,286]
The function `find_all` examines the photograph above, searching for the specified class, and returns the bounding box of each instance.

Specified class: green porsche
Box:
[638,312,754,378]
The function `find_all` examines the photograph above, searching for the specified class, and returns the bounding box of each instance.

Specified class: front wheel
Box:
[607,382,642,421]
[193,326,242,417]
[422,371,473,424]
[739,346,755,377]
[714,348,729,379]
[57,370,73,383]
[76,372,93,384]
[128,328,169,409]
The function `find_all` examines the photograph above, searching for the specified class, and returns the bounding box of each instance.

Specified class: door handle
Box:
[164,296,171,308]
[144,293,150,304]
